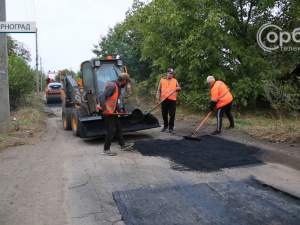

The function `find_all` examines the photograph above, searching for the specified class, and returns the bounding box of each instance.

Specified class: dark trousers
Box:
[104,115,124,150]
[216,102,234,131]
[161,99,177,129]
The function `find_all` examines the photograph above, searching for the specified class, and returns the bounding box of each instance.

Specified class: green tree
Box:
[130,0,300,110]
[93,11,152,81]
[8,55,35,108]
[7,35,32,62]
[93,0,300,111]
[55,69,76,82]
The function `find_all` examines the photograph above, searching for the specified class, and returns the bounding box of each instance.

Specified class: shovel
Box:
[145,89,177,116]
[114,89,179,124]
[183,111,213,141]
[132,89,178,124]
[109,109,143,118]
[106,109,144,124]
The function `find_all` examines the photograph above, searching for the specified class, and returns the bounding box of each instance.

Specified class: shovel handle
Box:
[147,89,177,115]
[108,113,142,119]
[109,113,130,116]
[195,111,213,133]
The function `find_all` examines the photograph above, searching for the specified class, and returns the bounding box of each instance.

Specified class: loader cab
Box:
[96,63,121,91]
[80,58,124,94]
[81,61,96,93]
[80,57,134,112]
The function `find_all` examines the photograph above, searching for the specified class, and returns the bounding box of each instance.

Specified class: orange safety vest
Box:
[160,78,178,101]
[211,80,233,109]
[98,82,118,113]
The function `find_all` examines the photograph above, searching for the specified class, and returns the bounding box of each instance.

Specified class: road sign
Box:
[0,21,36,33]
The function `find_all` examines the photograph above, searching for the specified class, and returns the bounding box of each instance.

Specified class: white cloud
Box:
[6,0,134,73]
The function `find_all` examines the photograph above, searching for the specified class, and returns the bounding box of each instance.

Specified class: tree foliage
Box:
[93,0,300,111]
[54,69,77,82]
[7,35,35,109]
[93,2,152,81]
[7,35,32,62]
[8,55,35,109]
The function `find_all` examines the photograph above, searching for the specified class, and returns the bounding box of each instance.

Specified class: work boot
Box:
[226,126,234,129]
[169,129,176,134]
[102,150,117,156]
[120,143,134,151]
[161,127,167,132]
[211,130,221,135]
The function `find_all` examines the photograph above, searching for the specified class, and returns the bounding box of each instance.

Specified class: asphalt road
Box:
[0,104,299,225]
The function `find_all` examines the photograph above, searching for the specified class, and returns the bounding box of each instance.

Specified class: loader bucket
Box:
[78,112,160,138]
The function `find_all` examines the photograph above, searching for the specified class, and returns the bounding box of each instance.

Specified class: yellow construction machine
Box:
[61,57,160,138]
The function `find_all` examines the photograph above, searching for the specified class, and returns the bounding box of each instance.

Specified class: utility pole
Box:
[0,0,11,133]
[40,57,43,92]
[35,28,39,95]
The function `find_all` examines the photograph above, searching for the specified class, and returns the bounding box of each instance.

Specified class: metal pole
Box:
[40,57,42,92]
[0,0,11,133]
[35,27,39,95]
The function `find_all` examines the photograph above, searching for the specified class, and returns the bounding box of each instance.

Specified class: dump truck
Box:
[61,57,160,138]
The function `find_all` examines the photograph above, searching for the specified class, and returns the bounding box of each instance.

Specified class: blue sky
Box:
[6,0,140,74]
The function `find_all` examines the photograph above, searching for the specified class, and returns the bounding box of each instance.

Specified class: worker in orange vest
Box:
[98,73,133,156]
[46,77,53,84]
[207,76,234,135]
[156,68,180,134]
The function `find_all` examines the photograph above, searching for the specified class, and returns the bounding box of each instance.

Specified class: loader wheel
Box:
[71,108,87,136]
[62,108,72,130]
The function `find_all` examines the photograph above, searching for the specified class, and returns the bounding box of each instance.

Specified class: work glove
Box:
[102,110,110,117]
[119,110,126,117]
[156,100,160,104]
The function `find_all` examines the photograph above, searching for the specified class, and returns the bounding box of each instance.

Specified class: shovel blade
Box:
[183,134,202,141]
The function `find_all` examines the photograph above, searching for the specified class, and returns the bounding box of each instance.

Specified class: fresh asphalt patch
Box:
[133,135,263,172]
[113,178,300,225]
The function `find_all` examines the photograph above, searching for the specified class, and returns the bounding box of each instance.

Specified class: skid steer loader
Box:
[61,57,160,138]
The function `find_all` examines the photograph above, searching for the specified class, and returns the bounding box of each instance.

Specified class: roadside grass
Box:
[236,114,300,144]
[130,92,300,145]
[0,95,47,151]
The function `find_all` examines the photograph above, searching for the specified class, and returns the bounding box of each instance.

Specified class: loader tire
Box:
[62,108,72,130]
[71,108,88,136]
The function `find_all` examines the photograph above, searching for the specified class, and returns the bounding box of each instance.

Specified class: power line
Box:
[21,0,36,21]
[30,0,37,21]
[22,0,30,21]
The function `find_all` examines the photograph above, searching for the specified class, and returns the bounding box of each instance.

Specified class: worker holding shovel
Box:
[156,68,181,134]
[206,76,234,135]
[98,73,134,156]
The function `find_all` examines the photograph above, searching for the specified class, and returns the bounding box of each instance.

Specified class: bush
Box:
[263,79,300,114]
[8,55,35,109]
